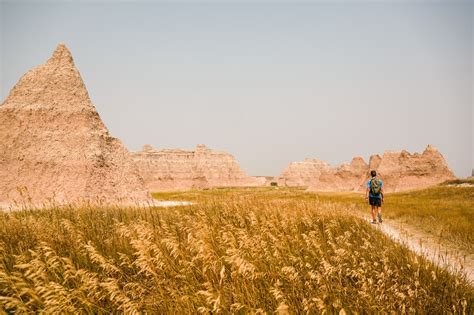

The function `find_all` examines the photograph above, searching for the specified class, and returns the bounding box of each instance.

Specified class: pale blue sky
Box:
[1,1,472,176]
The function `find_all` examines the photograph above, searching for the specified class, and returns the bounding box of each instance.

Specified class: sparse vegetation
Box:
[1,190,473,313]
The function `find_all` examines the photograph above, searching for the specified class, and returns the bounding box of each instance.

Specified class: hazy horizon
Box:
[1,1,472,177]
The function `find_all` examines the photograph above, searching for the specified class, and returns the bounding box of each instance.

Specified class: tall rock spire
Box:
[47,43,75,66]
[2,43,94,111]
[0,43,148,205]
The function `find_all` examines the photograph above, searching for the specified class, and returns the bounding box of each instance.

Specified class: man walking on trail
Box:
[365,170,384,224]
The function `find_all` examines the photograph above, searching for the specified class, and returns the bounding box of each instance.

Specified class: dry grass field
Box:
[308,182,474,252]
[1,187,473,313]
[153,184,474,251]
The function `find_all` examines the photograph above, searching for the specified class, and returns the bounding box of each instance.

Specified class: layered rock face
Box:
[278,157,369,191]
[374,145,455,192]
[131,144,261,191]
[278,159,331,187]
[279,146,455,193]
[0,44,147,204]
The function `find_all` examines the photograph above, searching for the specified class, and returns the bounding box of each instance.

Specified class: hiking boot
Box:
[377,213,383,223]
[371,220,377,224]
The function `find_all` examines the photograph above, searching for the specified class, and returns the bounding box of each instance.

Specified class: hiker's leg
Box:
[371,205,376,221]
[377,205,383,222]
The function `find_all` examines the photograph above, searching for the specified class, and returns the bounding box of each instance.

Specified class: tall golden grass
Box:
[1,193,473,313]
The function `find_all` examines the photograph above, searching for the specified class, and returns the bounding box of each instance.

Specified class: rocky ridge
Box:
[131,144,263,191]
[278,145,455,193]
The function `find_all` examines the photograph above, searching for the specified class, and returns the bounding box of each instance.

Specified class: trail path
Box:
[364,215,474,283]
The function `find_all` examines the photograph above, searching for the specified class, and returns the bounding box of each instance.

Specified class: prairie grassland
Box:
[1,193,473,313]
[309,185,474,251]
[154,184,474,251]
[151,187,312,202]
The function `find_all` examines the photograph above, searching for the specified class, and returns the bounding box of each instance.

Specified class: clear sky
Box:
[1,0,472,177]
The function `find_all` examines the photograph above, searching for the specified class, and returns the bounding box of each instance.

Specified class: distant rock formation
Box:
[0,43,148,204]
[278,159,331,187]
[278,145,455,193]
[373,145,455,192]
[278,157,369,191]
[131,144,262,191]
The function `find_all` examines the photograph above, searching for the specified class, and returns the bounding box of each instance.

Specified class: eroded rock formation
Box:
[131,144,262,191]
[0,43,147,204]
[374,145,455,192]
[279,145,455,192]
[278,157,369,191]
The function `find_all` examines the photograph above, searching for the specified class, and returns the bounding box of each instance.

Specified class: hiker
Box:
[365,170,384,224]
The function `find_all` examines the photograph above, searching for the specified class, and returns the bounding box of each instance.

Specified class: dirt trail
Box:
[364,215,474,283]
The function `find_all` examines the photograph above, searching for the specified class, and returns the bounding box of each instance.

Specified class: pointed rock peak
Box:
[47,43,75,67]
[400,149,411,158]
[2,42,95,111]
[351,156,367,166]
[368,154,382,168]
[424,144,437,153]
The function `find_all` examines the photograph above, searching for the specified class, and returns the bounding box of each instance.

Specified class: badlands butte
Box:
[0,44,456,205]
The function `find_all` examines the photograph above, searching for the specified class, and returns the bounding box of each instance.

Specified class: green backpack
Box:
[370,178,382,195]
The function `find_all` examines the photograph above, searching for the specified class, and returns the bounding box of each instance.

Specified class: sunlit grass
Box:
[152,186,312,202]
[153,185,474,250]
[1,191,473,313]
[308,186,474,251]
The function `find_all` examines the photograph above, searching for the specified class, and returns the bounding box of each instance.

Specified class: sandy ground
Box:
[364,215,474,284]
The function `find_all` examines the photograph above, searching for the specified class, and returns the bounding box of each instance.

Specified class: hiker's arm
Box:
[365,187,369,200]
[381,187,384,203]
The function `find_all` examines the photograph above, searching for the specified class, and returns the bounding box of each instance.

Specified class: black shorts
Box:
[369,197,382,207]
